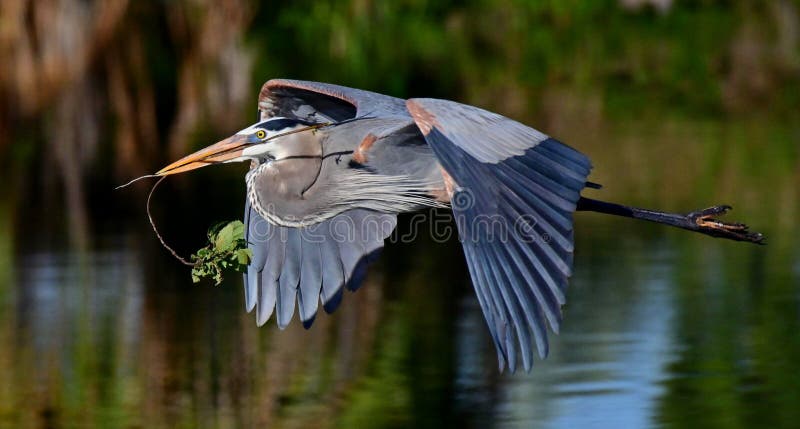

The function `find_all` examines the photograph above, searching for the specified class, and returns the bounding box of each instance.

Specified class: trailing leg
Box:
[576,197,765,244]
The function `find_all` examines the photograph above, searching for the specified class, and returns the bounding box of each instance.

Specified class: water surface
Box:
[1,206,797,428]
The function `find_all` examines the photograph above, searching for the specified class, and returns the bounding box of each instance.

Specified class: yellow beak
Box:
[156,134,249,176]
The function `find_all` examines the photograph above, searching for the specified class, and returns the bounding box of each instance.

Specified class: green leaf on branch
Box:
[190,220,252,286]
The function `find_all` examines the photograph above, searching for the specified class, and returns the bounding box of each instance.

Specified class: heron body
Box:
[245,116,445,227]
[157,79,763,372]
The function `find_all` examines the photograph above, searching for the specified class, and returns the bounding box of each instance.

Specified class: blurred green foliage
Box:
[250,0,799,118]
[2,1,797,211]
[1,2,799,428]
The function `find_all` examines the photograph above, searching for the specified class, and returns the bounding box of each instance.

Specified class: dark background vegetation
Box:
[0,1,798,428]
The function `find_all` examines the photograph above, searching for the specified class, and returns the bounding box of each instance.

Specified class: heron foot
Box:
[687,205,765,244]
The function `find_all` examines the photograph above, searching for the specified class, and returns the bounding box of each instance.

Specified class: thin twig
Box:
[115,174,159,189]
[147,176,195,266]
[133,120,351,264]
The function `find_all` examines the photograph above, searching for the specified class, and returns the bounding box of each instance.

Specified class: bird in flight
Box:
[156,79,764,372]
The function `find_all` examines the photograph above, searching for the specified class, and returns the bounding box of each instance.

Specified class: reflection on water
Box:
[1,214,797,428]
[494,241,678,429]
[2,2,798,426]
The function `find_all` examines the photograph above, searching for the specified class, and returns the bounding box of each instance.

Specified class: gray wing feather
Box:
[319,238,345,313]
[243,200,259,312]
[277,228,301,328]
[257,275,278,327]
[407,98,591,372]
[244,208,397,329]
[259,79,410,123]
[337,235,364,288]
[407,98,550,163]
[297,237,322,328]
[462,243,507,370]
[256,226,283,326]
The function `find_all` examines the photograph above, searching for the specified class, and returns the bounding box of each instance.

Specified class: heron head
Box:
[156,117,320,176]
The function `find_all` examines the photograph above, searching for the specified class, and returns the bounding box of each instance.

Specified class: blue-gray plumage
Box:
[157,79,765,373]
[297,234,322,327]
[278,227,301,328]
[319,236,344,311]
[257,224,280,326]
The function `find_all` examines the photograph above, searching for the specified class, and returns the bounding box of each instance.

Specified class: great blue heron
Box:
[157,79,763,372]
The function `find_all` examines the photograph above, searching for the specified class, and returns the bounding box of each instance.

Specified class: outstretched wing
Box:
[407,98,591,372]
[242,80,425,329]
[257,79,410,123]
[244,203,396,329]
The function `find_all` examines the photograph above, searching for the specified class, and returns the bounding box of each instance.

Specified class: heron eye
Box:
[255,130,267,140]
